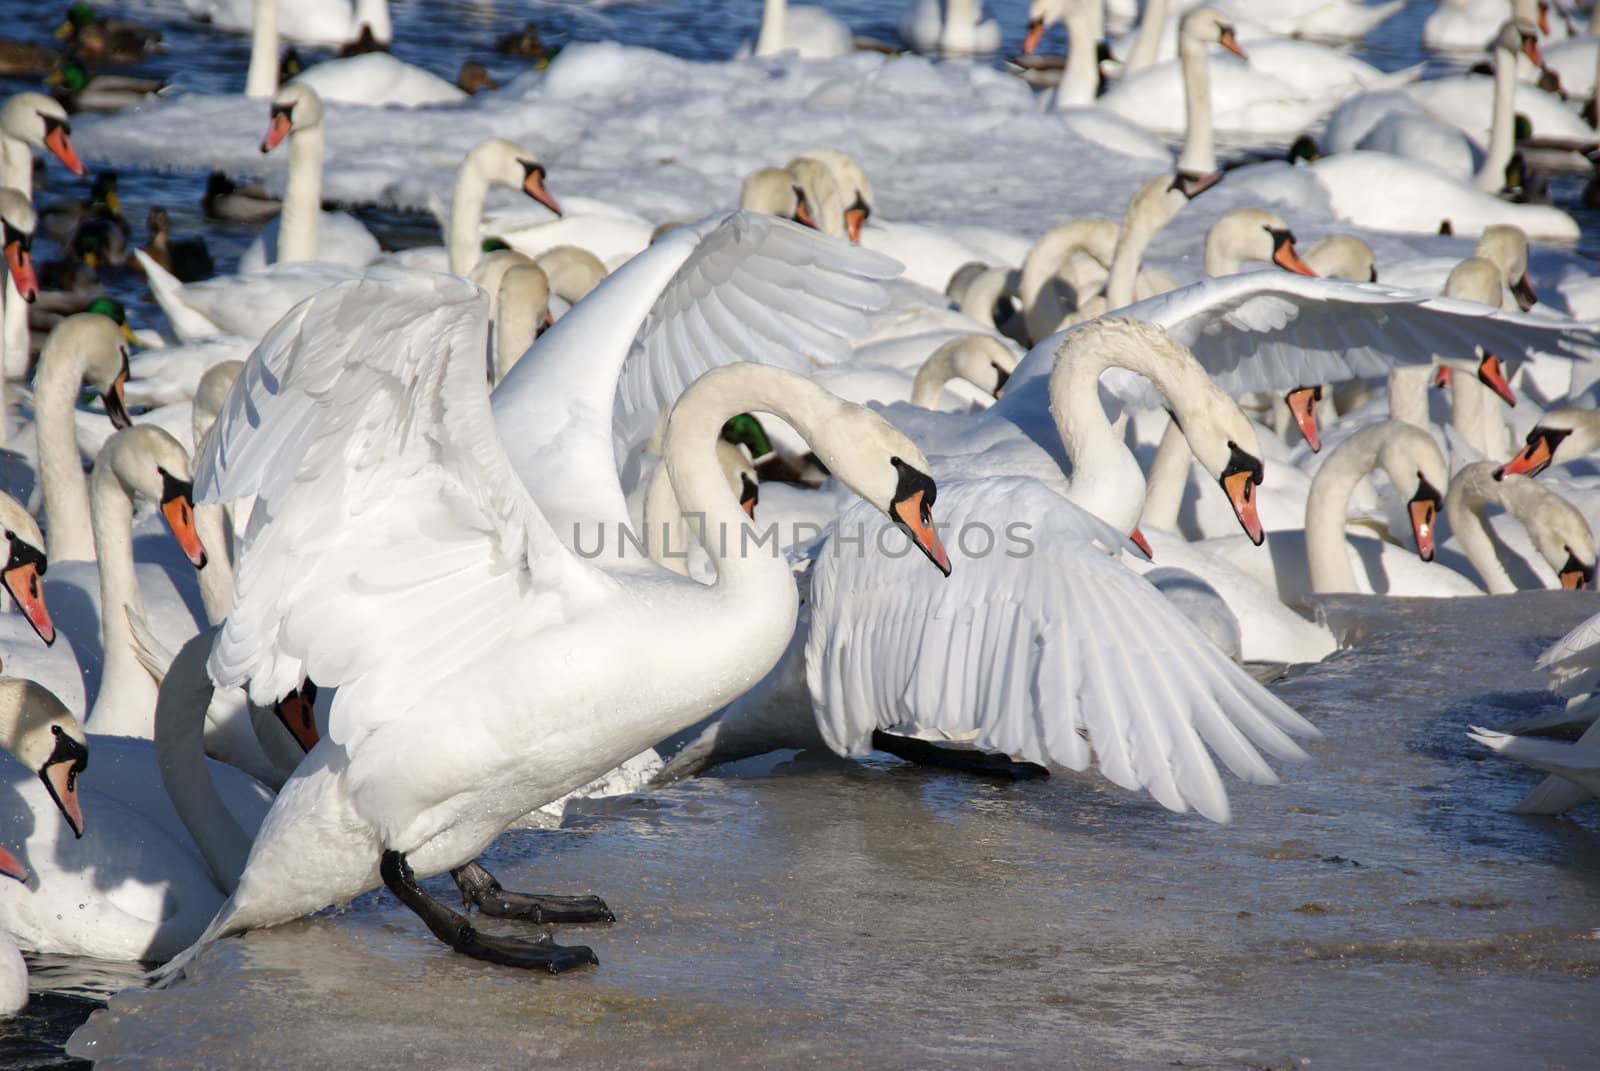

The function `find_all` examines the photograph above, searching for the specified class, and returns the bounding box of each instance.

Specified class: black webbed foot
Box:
[871,729,1049,781]
[451,859,616,924]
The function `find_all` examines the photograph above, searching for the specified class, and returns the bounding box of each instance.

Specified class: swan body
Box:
[900,0,1001,53]
[748,0,854,58]
[133,254,364,343]
[184,0,391,48]
[167,265,947,966]
[239,84,380,271]
[1214,0,1402,40]
[1098,53,1334,140]
[290,54,466,109]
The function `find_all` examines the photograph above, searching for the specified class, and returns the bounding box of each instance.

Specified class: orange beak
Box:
[261,109,293,153]
[1497,430,1559,480]
[845,205,867,245]
[1285,386,1322,453]
[1219,26,1248,60]
[1271,233,1316,276]
[891,491,951,576]
[1522,34,1544,69]
[4,239,37,303]
[42,758,84,838]
[274,684,320,753]
[1022,18,1045,55]
[522,168,562,217]
[1477,351,1516,407]
[1511,271,1538,311]
[3,560,54,645]
[1408,494,1437,562]
[1223,468,1263,545]
[1431,365,1453,390]
[44,123,85,177]
[160,483,208,569]
[793,193,816,230]
[0,845,25,883]
[1560,552,1593,590]
[1129,527,1153,560]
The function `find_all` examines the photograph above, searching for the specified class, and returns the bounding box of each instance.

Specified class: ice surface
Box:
[62,592,1600,1070]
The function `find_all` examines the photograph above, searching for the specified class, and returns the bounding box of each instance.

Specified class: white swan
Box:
[35,313,134,564]
[0,188,38,445]
[0,632,273,961]
[748,0,855,58]
[664,320,1319,819]
[161,267,948,973]
[1469,720,1600,814]
[245,0,459,106]
[184,0,391,48]
[1425,0,1549,51]
[134,255,364,344]
[1214,0,1402,40]
[1,93,87,381]
[239,84,380,271]
[900,0,1001,54]
[1444,462,1596,592]
[1497,407,1600,480]
[811,333,1016,411]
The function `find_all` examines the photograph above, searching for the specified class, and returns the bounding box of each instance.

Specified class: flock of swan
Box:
[0,0,1597,1034]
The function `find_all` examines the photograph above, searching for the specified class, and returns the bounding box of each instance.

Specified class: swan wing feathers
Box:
[196,268,612,738]
[805,478,1319,823]
[613,212,900,441]
[1535,606,1600,693]
[1091,272,1599,407]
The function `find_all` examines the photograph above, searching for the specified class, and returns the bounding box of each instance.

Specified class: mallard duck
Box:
[138,206,213,283]
[456,61,497,95]
[54,4,159,65]
[39,169,126,242]
[0,39,59,77]
[494,22,547,60]
[46,57,167,114]
[65,214,129,270]
[201,171,279,223]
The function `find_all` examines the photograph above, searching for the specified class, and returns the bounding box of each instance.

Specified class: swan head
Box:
[1473,224,1535,310]
[534,245,607,303]
[741,168,806,226]
[1497,409,1599,480]
[0,678,87,838]
[262,83,323,153]
[1494,19,1544,70]
[100,426,208,570]
[915,333,1016,408]
[44,312,132,429]
[789,150,873,243]
[0,188,37,304]
[0,496,53,646]
[784,158,845,239]
[1487,466,1596,589]
[1204,208,1316,278]
[1303,234,1376,284]
[470,138,561,217]
[1373,424,1449,562]
[1180,7,1248,60]
[0,93,84,176]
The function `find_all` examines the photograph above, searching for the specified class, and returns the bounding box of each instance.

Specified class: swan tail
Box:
[1365,61,1425,91]
[653,720,725,783]
[127,605,176,685]
[145,905,235,989]
[1504,696,1597,735]
[133,249,226,343]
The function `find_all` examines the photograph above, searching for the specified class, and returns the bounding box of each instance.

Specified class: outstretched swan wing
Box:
[1002,272,1600,410]
[195,268,613,749]
[806,477,1319,823]
[492,212,899,536]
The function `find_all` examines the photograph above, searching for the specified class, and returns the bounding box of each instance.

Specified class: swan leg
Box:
[870,730,1049,780]
[450,859,616,925]
[380,851,599,973]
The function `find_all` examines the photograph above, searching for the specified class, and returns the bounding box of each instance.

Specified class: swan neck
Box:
[1105,186,1180,308]
[494,284,539,382]
[36,342,96,563]
[195,503,234,624]
[756,0,786,55]
[1176,29,1216,175]
[1386,366,1431,429]
[1445,476,1515,593]
[279,123,323,264]
[1305,432,1382,593]
[86,461,155,736]
[0,135,31,194]
[909,344,963,408]
[1057,1,1100,108]
[1477,37,1517,192]
[1138,418,1191,531]
[448,154,490,277]
[155,628,252,893]
[1050,347,1147,533]
[1448,373,1506,458]
[1127,0,1169,71]
[245,0,278,99]
[642,459,692,577]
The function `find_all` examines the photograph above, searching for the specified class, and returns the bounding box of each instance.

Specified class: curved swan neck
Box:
[662,368,842,591]
[1445,466,1517,593]
[909,339,978,408]
[86,456,155,736]
[245,0,278,99]
[1138,417,1191,531]
[1477,31,1518,193]
[1176,21,1217,175]
[756,0,786,55]
[494,266,545,382]
[36,340,96,563]
[1057,0,1101,108]
[155,627,252,893]
[1387,365,1432,429]
[1306,422,1442,594]
[279,121,323,263]
[1049,337,1154,533]
[1126,0,1169,71]
[1105,178,1184,309]
[195,503,234,624]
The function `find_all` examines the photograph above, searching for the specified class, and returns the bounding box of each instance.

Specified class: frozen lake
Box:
[55,592,1600,1069]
